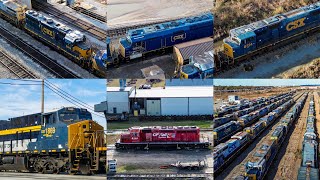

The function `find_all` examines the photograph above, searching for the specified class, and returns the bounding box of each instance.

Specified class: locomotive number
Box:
[42,27,54,37]
[43,127,56,137]
[286,17,306,31]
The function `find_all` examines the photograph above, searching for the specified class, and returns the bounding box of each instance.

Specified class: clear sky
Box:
[0,79,106,129]
[214,79,320,86]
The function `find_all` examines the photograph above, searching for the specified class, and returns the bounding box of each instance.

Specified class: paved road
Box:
[0,172,106,180]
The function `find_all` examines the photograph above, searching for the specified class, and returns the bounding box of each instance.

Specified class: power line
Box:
[44,84,105,118]
[0,82,41,85]
[44,80,98,112]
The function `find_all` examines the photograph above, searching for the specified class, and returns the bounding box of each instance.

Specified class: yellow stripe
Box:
[61,149,66,152]
[96,147,107,151]
[51,150,56,152]
[26,151,30,153]
[0,125,41,136]
[12,152,16,154]
[34,150,38,153]
[6,152,9,154]
[41,150,46,153]
[18,151,22,153]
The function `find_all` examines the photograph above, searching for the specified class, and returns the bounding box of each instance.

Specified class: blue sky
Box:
[0,79,106,129]
[214,79,320,86]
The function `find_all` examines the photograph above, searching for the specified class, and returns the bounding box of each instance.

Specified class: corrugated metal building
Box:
[173,37,213,65]
[106,87,134,114]
[129,86,213,116]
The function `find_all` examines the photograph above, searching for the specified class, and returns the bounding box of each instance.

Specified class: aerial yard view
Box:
[214,79,320,179]
[106,79,213,179]
[213,0,320,78]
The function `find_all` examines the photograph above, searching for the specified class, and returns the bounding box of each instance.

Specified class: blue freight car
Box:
[119,13,213,60]
[298,167,319,180]
[301,140,318,168]
[223,2,320,59]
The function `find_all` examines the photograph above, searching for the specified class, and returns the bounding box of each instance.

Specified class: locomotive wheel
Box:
[79,162,92,175]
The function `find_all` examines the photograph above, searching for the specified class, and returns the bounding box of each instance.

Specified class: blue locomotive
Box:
[119,13,213,60]
[0,107,107,174]
[223,2,320,60]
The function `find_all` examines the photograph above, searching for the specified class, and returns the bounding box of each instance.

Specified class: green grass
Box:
[108,120,212,130]
[117,165,140,173]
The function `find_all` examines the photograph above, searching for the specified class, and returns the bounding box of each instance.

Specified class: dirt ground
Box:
[216,92,304,179]
[214,87,292,101]
[107,0,212,27]
[267,93,309,179]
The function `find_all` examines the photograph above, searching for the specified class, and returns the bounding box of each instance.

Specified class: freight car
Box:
[214,2,320,73]
[115,126,210,150]
[0,0,26,27]
[0,107,107,175]
[243,93,307,180]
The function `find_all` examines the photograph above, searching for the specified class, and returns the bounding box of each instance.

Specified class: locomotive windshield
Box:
[59,112,78,122]
[126,35,132,45]
[231,37,241,45]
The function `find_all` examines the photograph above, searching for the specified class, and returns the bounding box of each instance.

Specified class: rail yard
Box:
[0,0,213,79]
[214,83,320,179]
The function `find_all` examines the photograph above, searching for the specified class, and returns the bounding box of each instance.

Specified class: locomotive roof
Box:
[130,126,199,131]
[127,12,213,42]
[230,2,320,40]
[26,10,86,44]
[1,0,23,10]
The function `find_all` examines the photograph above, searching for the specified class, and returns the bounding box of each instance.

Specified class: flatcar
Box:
[0,107,106,174]
[215,2,320,73]
[118,13,213,60]
[115,126,210,149]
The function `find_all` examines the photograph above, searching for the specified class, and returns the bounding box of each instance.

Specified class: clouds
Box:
[0,79,106,129]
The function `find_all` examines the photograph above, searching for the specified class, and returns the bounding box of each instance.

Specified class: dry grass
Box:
[279,58,320,78]
[213,0,318,40]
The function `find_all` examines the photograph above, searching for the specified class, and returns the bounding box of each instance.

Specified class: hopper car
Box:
[243,93,307,180]
[115,126,210,150]
[215,2,320,73]
[0,107,107,175]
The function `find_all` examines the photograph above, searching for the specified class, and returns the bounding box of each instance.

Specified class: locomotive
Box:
[0,107,107,175]
[115,126,210,150]
[215,2,320,73]
[244,93,307,180]
[118,13,213,61]
[0,1,106,77]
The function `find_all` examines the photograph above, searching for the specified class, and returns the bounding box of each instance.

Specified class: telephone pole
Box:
[41,79,44,113]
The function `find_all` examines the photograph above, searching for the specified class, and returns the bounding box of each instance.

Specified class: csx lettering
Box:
[171,34,186,42]
[42,27,54,37]
[286,17,306,31]
[244,43,253,49]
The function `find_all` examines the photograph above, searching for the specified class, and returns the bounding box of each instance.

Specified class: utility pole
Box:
[41,79,44,113]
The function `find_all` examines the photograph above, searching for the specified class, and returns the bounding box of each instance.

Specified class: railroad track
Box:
[0,26,80,78]
[32,0,107,41]
[0,50,38,78]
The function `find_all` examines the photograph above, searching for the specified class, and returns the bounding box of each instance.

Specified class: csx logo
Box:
[286,17,306,31]
[171,34,186,42]
[244,43,253,49]
[42,27,54,37]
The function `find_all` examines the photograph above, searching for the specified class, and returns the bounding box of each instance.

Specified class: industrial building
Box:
[106,86,213,116]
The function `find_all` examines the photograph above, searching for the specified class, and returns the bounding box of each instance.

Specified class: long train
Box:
[115,126,210,150]
[214,2,320,74]
[0,107,106,175]
[213,92,306,176]
[213,93,292,146]
[297,94,319,179]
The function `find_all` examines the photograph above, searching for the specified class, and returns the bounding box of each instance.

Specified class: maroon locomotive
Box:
[115,126,210,149]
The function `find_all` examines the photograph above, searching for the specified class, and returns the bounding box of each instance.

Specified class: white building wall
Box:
[189,97,213,115]
[107,91,130,114]
[161,98,188,115]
